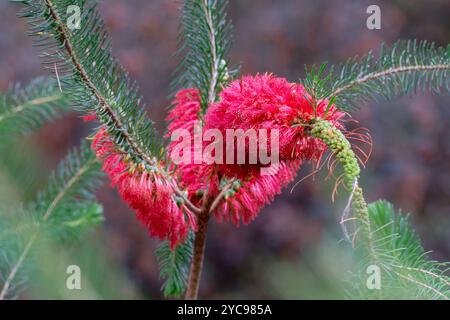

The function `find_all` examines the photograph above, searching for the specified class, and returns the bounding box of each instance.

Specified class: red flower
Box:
[166,89,201,136]
[90,74,352,245]
[82,113,97,122]
[166,86,303,226]
[215,159,302,225]
[204,74,345,166]
[92,128,196,248]
[166,89,218,203]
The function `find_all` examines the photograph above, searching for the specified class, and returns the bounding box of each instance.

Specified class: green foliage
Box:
[302,40,450,112]
[347,200,450,299]
[14,0,162,164]
[33,140,103,228]
[156,233,194,298]
[46,201,103,242]
[310,120,449,299]
[0,141,104,299]
[303,41,450,299]
[0,208,31,299]
[0,77,69,138]
[172,0,236,112]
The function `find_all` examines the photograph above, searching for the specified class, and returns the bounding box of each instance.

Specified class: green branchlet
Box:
[309,118,371,237]
[0,77,70,138]
[302,40,450,112]
[310,119,360,188]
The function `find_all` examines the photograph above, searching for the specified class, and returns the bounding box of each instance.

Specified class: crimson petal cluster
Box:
[92,128,196,248]
[93,74,346,246]
[205,74,345,165]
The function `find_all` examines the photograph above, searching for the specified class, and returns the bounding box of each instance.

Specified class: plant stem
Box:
[185,209,210,300]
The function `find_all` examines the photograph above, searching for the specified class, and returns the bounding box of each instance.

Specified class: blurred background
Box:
[0,0,449,299]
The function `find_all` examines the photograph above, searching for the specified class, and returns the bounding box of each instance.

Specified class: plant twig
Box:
[208,179,235,214]
[0,96,61,124]
[172,182,202,216]
[328,64,450,99]
[201,0,220,106]
[185,207,210,299]
[0,233,37,300]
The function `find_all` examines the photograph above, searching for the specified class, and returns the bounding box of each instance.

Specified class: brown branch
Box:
[209,179,235,214]
[184,203,211,299]
[172,182,202,216]
[184,177,236,299]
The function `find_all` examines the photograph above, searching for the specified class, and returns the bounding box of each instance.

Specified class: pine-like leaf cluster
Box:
[347,200,450,299]
[172,0,236,111]
[0,141,104,299]
[156,233,194,298]
[302,40,450,112]
[0,77,69,138]
[14,0,162,164]
[32,140,104,239]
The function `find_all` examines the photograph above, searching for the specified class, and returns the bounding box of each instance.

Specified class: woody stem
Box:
[185,206,210,299]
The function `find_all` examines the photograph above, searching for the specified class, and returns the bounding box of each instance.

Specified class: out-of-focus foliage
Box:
[348,200,450,299]
[0,141,104,299]
[156,233,193,298]
[0,77,69,139]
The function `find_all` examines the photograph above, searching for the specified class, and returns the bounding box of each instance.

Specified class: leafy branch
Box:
[348,201,450,299]
[172,0,235,112]
[0,77,69,137]
[160,0,235,299]
[156,233,194,298]
[309,119,449,299]
[302,40,450,111]
[15,0,202,215]
[15,0,161,164]
[0,141,103,299]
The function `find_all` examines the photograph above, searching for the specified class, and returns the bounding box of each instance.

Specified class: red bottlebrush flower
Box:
[204,74,345,166]
[82,113,97,122]
[92,128,196,248]
[166,86,304,225]
[166,89,201,136]
[215,159,302,225]
[166,89,218,202]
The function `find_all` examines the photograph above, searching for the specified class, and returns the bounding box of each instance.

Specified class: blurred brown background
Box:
[0,0,449,299]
